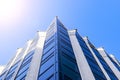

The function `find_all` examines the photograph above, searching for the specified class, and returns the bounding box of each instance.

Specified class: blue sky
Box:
[0,0,120,65]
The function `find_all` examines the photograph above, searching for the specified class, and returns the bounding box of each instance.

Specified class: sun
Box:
[0,0,25,24]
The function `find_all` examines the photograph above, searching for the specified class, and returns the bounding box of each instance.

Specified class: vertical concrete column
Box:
[109,54,120,67]
[83,37,111,80]
[0,66,5,74]
[97,48,120,79]
[68,30,95,80]
[2,48,23,80]
[12,40,33,80]
[25,32,46,80]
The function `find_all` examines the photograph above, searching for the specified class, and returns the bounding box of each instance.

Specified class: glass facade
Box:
[76,32,107,80]
[0,17,120,80]
[38,20,81,80]
[15,50,34,80]
[38,22,56,80]
[89,42,119,80]
[5,60,20,80]
[0,71,7,80]
[58,22,81,80]
[107,55,120,71]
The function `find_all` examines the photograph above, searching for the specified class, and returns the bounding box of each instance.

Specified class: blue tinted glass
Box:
[45,35,54,43]
[44,42,55,53]
[38,66,54,80]
[17,63,30,76]
[107,55,120,71]
[44,39,54,48]
[16,69,27,80]
[76,32,107,80]
[91,46,118,80]
[40,55,55,74]
[38,24,81,80]
[58,27,81,80]
[24,51,34,60]
[5,60,20,80]
[61,56,79,73]
[42,48,55,60]
[16,50,34,80]
[0,71,7,80]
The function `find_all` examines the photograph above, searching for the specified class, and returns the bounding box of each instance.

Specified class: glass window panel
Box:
[42,48,55,60]
[62,65,81,80]
[61,56,78,73]
[44,39,54,49]
[44,47,55,55]
[41,53,54,65]
[107,55,120,71]
[16,69,27,80]
[40,56,55,74]
[44,42,55,54]
[45,35,54,43]
[0,71,7,80]
[91,47,118,80]
[22,57,32,67]
[17,63,30,76]
[64,75,72,80]
[46,74,54,80]
[24,51,34,60]
[38,65,54,80]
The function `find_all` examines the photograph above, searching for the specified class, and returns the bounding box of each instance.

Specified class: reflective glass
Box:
[76,32,107,80]
[91,46,118,80]
[15,50,34,80]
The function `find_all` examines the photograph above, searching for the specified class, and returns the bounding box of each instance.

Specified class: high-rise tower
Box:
[0,17,120,80]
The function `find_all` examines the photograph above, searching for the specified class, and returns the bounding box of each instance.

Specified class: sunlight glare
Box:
[0,0,25,25]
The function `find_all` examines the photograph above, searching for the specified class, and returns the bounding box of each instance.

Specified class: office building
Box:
[0,17,120,80]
